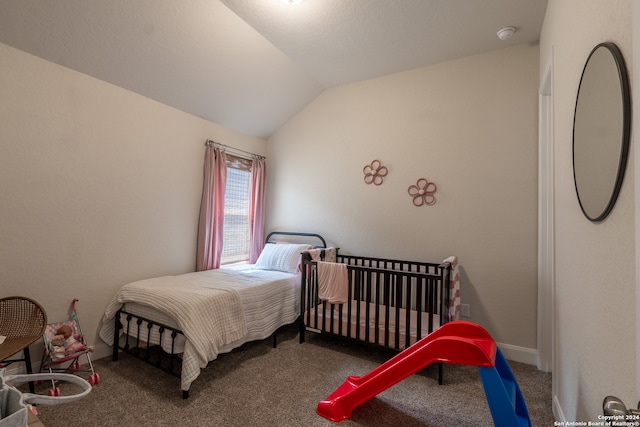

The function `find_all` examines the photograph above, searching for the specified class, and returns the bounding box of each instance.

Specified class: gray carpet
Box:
[31,324,554,426]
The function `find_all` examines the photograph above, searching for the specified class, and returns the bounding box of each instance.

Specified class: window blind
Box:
[221,155,252,264]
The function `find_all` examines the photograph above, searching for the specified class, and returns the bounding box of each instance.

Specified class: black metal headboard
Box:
[265,231,327,248]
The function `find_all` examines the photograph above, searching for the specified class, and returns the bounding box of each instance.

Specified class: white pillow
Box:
[254,243,312,274]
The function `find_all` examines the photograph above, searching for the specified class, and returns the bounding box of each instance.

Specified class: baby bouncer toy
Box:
[40,299,100,395]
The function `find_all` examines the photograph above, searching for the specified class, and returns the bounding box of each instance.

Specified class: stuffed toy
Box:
[51,324,93,356]
[49,334,67,359]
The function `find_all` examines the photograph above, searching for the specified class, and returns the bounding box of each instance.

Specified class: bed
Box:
[299,250,458,383]
[99,231,326,398]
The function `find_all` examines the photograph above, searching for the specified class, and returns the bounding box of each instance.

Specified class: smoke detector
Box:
[496,26,515,40]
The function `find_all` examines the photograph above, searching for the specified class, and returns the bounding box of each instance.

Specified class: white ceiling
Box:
[0,0,548,138]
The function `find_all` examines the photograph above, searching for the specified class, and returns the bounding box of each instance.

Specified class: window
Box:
[221,154,252,264]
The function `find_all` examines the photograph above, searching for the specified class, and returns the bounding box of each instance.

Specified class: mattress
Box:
[304,300,440,350]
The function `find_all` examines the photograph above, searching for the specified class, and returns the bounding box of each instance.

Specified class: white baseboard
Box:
[0,364,22,376]
[496,341,538,366]
[553,394,565,422]
[90,342,113,362]
[10,341,539,383]
[3,342,114,376]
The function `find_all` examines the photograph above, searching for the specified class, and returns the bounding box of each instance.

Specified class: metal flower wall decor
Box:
[363,159,439,207]
[408,178,437,206]
[363,160,388,185]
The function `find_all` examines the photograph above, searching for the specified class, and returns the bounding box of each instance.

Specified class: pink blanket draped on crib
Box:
[317,261,348,304]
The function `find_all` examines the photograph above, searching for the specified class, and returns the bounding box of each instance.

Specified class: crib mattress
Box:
[304,300,440,350]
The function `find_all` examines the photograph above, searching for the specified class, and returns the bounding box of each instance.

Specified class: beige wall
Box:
[6,5,631,419]
[9,5,632,418]
[0,43,266,358]
[540,0,635,422]
[266,44,540,355]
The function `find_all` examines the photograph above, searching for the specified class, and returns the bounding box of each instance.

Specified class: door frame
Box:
[538,54,554,375]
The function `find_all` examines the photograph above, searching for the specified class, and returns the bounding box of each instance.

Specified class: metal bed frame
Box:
[110,231,326,399]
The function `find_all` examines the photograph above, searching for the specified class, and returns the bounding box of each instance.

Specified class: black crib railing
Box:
[300,252,451,350]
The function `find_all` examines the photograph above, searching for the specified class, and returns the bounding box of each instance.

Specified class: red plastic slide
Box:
[316,321,498,422]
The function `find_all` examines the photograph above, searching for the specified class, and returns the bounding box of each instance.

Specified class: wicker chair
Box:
[0,296,47,392]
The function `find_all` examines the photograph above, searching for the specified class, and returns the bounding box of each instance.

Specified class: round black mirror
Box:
[573,42,631,222]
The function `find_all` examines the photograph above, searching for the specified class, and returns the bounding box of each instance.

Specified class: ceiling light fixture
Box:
[282,0,303,5]
[496,26,515,41]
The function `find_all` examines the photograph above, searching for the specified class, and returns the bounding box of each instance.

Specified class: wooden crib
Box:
[299,251,453,382]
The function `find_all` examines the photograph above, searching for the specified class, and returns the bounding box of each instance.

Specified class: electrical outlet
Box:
[460,304,470,317]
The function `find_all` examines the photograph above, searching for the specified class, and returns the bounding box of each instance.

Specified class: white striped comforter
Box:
[99,265,300,391]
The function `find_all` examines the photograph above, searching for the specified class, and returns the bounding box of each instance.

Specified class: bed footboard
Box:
[112,308,188,397]
[111,308,286,399]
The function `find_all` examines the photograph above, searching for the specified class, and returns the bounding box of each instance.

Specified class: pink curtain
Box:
[248,158,267,263]
[196,146,227,271]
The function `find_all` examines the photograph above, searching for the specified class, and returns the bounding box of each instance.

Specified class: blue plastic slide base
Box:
[478,348,532,427]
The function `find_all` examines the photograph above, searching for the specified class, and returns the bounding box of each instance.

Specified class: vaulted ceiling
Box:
[0,0,548,138]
